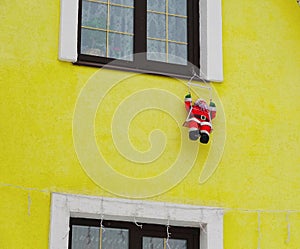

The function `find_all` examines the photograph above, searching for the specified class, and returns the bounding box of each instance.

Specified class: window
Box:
[69,218,199,249]
[76,0,199,77]
[59,0,223,81]
[49,193,224,249]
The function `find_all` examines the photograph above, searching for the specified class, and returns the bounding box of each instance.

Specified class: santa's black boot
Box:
[189,130,200,141]
[200,133,209,144]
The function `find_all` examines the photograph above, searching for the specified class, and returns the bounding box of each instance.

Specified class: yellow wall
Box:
[1,0,300,248]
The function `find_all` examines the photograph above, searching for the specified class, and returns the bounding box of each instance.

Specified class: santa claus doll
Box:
[184,93,216,144]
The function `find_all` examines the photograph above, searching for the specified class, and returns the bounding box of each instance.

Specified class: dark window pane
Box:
[81,29,106,56]
[71,225,100,249]
[82,1,107,29]
[168,16,187,43]
[102,227,129,249]
[168,0,187,16]
[143,237,164,249]
[108,33,133,60]
[168,239,187,249]
[168,42,187,65]
[147,13,166,40]
[143,237,187,249]
[147,39,166,62]
[110,6,133,34]
[147,0,166,12]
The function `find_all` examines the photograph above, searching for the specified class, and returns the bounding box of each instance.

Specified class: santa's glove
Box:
[209,101,217,119]
[209,101,216,107]
[185,93,191,99]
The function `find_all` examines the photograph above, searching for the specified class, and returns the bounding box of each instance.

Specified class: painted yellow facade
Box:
[1,0,300,248]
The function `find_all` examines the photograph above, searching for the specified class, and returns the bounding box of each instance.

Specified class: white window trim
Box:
[199,0,223,82]
[49,193,223,249]
[58,0,223,81]
[58,0,79,62]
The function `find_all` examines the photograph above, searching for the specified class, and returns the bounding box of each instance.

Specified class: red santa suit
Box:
[184,94,216,143]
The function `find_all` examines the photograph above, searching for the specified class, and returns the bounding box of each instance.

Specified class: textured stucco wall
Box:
[1,0,300,248]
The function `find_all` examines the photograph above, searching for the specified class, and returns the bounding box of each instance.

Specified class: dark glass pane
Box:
[108,33,133,60]
[147,13,166,39]
[111,0,133,7]
[147,0,166,12]
[71,225,100,249]
[168,238,187,249]
[143,237,187,249]
[168,16,187,43]
[168,42,187,65]
[102,227,129,249]
[82,1,107,29]
[143,237,164,249]
[168,0,187,16]
[81,29,106,56]
[110,6,133,34]
[147,39,166,62]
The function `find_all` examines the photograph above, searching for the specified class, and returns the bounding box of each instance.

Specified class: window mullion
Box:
[187,0,200,68]
[99,226,103,249]
[130,222,141,249]
[165,0,169,63]
[106,0,111,58]
[133,0,147,60]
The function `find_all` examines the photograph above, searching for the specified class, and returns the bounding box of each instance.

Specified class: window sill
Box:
[74,56,201,81]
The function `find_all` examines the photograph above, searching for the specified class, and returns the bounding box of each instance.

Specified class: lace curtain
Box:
[80,0,187,65]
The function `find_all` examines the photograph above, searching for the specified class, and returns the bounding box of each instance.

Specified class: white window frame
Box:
[49,193,223,249]
[58,0,223,82]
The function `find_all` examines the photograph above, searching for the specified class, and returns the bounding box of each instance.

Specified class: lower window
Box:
[49,193,224,249]
[69,218,199,249]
